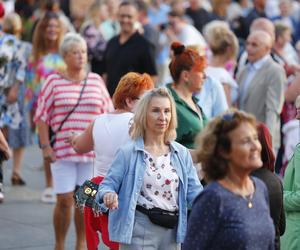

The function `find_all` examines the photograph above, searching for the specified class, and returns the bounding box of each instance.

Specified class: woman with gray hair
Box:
[96,87,202,249]
[35,32,114,250]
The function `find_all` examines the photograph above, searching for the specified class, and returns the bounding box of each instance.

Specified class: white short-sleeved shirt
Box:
[92,112,133,176]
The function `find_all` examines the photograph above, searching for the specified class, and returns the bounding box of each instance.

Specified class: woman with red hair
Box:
[167,42,207,150]
[67,72,154,250]
[252,123,285,250]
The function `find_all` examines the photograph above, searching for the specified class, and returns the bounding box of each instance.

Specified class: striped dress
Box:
[34,72,114,162]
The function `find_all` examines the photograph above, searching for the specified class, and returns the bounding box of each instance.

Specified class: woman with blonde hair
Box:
[203,20,239,105]
[96,87,202,249]
[69,72,154,250]
[2,12,32,186]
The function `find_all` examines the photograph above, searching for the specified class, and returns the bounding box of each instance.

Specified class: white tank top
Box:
[92,112,133,177]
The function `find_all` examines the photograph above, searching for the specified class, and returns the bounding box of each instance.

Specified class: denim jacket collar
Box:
[133,137,179,154]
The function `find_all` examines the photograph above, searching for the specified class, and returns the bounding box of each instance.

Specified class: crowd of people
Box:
[1,0,300,249]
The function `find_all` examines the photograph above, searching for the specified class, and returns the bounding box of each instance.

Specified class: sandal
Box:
[11,172,26,186]
[41,187,56,204]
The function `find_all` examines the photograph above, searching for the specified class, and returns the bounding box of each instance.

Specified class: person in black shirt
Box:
[101,1,157,96]
[185,0,212,33]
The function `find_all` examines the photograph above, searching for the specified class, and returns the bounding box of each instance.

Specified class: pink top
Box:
[35,72,114,162]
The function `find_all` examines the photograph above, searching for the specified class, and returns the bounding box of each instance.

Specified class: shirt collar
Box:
[250,54,271,70]
[134,137,179,154]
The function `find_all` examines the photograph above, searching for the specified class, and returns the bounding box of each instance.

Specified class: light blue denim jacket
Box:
[96,137,203,244]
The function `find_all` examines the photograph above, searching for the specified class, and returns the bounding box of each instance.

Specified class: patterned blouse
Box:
[34,72,114,162]
[137,151,179,211]
[25,53,66,110]
[0,32,26,128]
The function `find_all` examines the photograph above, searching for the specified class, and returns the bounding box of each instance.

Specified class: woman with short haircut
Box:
[203,20,239,105]
[2,12,32,186]
[167,42,207,150]
[183,110,275,250]
[68,72,154,250]
[96,87,202,249]
[35,33,114,250]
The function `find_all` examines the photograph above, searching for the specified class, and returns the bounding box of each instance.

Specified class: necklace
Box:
[224,176,254,209]
[242,193,254,208]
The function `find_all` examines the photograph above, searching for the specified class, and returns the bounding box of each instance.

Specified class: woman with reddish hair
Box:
[67,72,154,250]
[167,42,207,150]
[252,123,285,250]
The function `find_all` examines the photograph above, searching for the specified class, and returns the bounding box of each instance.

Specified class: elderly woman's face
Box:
[64,42,87,70]
[45,18,60,42]
[226,122,262,172]
[146,96,171,136]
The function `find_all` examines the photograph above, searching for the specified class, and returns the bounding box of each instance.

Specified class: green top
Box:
[281,143,300,250]
[166,84,207,149]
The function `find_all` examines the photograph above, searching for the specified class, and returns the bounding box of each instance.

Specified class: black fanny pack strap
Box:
[55,75,88,133]
[136,205,178,216]
[136,205,178,229]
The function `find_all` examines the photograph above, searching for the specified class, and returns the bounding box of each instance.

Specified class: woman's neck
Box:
[172,83,193,101]
[111,108,131,114]
[144,133,169,156]
[273,44,284,57]
[64,68,86,81]
[220,170,253,196]
[210,55,228,67]
[46,40,58,54]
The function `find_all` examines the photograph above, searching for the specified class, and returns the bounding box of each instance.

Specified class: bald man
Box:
[237,30,286,153]
[236,18,276,75]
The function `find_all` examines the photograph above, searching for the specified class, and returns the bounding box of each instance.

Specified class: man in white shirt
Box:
[237,30,286,153]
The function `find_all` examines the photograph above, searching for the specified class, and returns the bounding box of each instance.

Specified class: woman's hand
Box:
[64,131,77,146]
[42,146,56,163]
[103,192,118,209]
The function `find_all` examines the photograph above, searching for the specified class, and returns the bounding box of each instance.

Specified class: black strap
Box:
[55,76,88,133]
[136,205,178,216]
[136,205,150,215]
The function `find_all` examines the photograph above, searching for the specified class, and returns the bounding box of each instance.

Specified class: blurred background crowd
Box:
[1,0,300,249]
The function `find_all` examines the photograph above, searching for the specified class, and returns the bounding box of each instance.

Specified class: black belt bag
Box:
[136,205,178,229]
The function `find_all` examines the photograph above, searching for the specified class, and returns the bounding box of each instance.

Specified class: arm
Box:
[36,119,55,163]
[0,130,11,160]
[5,81,20,104]
[279,181,286,236]
[185,148,203,206]
[222,83,232,106]
[96,148,128,205]
[285,73,300,103]
[183,189,221,250]
[66,122,94,153]
[34,75,56,162]
[265,68,286,139]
